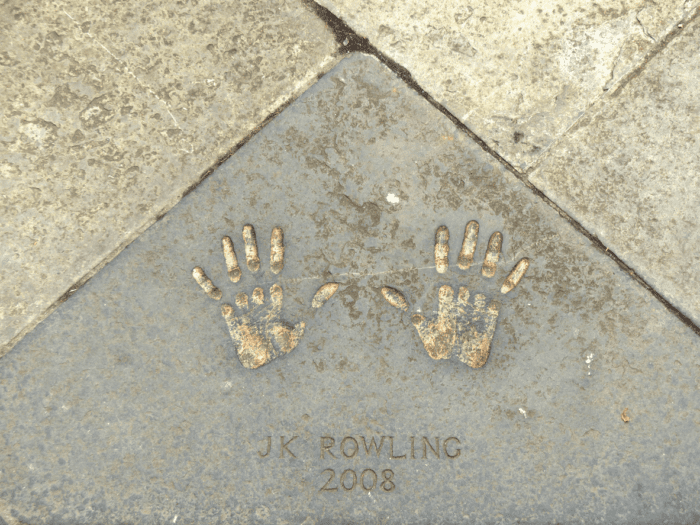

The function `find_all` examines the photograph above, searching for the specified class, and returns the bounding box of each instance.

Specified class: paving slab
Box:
[2,54,700,524]
[0,0,339,355]
[530,14,700,326]
[315,0,698,169]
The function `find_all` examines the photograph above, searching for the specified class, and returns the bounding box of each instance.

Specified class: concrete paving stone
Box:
[315,0,699,169]
[2,53,700,524]
[0,0,339,355]
[530,14,700,326]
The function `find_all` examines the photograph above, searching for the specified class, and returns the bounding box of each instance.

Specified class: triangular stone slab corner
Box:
[1,53,699,524]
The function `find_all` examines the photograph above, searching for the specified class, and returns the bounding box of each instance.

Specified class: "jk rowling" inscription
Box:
[256,435,461,459]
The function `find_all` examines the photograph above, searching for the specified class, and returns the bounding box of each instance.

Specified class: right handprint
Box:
[382,222,530,368]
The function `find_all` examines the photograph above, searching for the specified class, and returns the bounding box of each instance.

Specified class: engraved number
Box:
[320,468,394,493]
[361,469,377,491]
[320,469,338,492]
[340,469,357,491]
[380,469,395,492]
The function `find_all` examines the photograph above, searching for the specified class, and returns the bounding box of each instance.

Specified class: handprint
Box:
[192,225,339,369]
[382,222,529,368]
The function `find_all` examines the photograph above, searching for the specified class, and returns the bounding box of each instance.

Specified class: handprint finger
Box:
[381,286,408,311]
[438,285,455,317]
[236,292,249,311]
[192,267,222,300]
[221,304,235,321]
[242,224,260,272]
[473,293,486,309]
[270,283,283,313]
[251,287,264,305]
[457,220,479,270]
[435,226,450,274]
[222,236,242,283]
[270,227,285,274]
[411,313,426,327]
[313,283,340,308]
[501,258,530,294]
[481,232,503,278]
[458,286,469,305]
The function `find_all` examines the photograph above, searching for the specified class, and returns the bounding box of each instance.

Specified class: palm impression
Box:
[192,225,339,369]
[382,221,529,368]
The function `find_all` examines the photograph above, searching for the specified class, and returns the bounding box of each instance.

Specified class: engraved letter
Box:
[360,436,386,457]
[388,436,406,460]
[410,436,416,459]
[340,437,359,458]
[280,436,298,458]
[422,437,440,459]
[321,436,337,459]
[258,436,271,458]
[443,437,461,459]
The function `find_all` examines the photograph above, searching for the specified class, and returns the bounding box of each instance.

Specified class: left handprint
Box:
[192,225,338,369]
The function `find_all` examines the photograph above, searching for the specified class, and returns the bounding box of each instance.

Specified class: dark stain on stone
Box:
[339,283,363,320]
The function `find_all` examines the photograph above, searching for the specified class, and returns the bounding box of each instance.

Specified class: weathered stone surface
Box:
[0,0,338,354]
[530,15,700,325]
[2,54,699,524]
[316,0,698,169]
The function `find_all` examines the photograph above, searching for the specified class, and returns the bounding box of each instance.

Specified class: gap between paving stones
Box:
[304,0,700,339]
[0,71,331,360]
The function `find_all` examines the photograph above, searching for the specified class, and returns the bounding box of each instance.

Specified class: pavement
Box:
[1,1,699,523]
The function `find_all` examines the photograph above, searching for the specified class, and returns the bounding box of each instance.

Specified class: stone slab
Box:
[530,15,700,326]
[316,0,698,169]
[0,0,339,354]
[2,54,700,524]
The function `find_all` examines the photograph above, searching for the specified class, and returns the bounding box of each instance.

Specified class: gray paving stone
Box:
[316,0,698,169]
[2,54,700,524]
[0,0,339,355]
[530,15,700,326]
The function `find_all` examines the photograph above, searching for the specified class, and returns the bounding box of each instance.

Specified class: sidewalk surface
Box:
[1,1,699,523]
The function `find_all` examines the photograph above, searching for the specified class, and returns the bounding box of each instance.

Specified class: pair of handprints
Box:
[193,223,529,370]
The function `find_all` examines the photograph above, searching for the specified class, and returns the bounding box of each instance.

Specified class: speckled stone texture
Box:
[0,0,338,355]
[2,54,699,525]
[530,14,700,326]
[316,0,699,169]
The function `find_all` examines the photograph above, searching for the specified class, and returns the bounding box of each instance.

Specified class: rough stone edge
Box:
[0,54,343,359]
[303,0,700,338]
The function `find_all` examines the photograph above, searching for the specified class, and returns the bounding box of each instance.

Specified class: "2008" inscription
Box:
[320,468,395,492]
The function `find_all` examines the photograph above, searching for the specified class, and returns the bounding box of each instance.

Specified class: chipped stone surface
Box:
[2,54,700,524]
[0,0,339,354]
[530,15,700,325]
[316,0,698,168]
